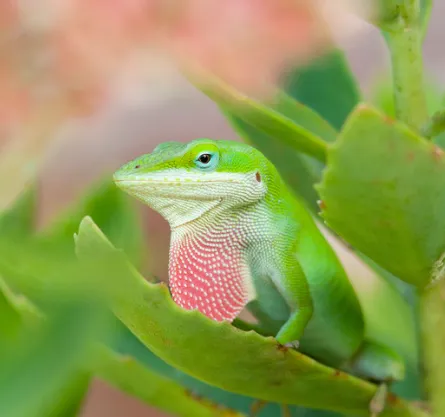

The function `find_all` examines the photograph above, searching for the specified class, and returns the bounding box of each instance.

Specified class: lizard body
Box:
[114,138,404,380]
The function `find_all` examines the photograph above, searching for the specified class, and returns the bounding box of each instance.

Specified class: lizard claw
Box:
[285,340,300,350]
[369,383,388,417]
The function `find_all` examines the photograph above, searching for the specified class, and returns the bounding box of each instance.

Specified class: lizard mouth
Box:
[113,178,242,185]
[114,179,225,202]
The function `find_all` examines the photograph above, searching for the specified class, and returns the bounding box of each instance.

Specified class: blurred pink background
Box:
[26,2,445,416]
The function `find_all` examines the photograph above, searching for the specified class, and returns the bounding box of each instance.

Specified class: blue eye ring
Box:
[194,151,219,170]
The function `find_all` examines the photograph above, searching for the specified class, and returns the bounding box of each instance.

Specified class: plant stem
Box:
[384,1,428,131]
[420,278,445,416]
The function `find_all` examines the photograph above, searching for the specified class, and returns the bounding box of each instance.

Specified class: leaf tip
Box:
[349,103,383,121]
[79,215,95,230]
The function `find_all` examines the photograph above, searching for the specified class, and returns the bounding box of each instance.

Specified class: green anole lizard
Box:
[113,139,404,412]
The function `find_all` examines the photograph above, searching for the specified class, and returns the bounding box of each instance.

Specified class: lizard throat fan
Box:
[169,220,255,321]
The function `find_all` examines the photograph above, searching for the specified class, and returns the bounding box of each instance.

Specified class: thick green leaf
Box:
[110,320,339,417]
[74,217,426,417]
[93,346,246,417]
[197,78,328,162]
[283,50,360,130]
[40,179,145,267]
[318,105,445,288]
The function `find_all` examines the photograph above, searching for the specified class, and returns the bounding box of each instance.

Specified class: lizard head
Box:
[113,138,269,228]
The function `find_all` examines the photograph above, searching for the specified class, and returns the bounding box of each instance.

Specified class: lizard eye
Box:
[195,151,219,170]
[198,153,212,164]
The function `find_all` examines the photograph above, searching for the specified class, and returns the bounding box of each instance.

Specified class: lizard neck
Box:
[168,210,257,321]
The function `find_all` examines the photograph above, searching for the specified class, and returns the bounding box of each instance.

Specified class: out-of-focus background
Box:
[22,2,444,416]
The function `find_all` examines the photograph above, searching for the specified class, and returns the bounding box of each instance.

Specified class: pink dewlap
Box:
[169,228,249,321]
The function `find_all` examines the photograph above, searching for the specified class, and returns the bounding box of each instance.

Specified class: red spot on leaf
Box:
[383,115,395,125]
[387,393,399,405]
[407,151,415,161]
[432,145,444,161]
[318,200,326,210]
[356,103,370,112]
[276,343,288,353]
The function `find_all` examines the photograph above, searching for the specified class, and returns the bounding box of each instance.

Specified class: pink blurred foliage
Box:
[0,0,328,141]
[0,2,31,138]
[161,0,328,97]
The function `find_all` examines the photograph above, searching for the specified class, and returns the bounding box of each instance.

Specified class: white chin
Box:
[144,195,222,228]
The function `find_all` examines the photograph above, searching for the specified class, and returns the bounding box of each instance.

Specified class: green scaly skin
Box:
[113,138,404,382]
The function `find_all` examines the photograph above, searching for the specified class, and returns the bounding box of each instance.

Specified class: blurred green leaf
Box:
[318,104,445,288]
[74,217,425,417]
[41,179,145,267]
[0,296,105,417]
[44,372,92,417]
[0,236,85,304]
[420,0,433,36]
[284,50,360,130]
[0,277,23,341]
[0,239,245,417]
[197,78,328,162]
[0,185,36,239]
[420,0,433,35]
[217,50,359,215]
[222,114,321,214]
[262,92,338,143]
[0,269,93,417]
[0,277,41,342]
[93,346,246,417]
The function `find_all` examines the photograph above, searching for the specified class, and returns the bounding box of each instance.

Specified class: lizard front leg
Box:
[273,256,313,346]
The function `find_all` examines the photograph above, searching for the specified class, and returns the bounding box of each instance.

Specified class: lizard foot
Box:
[284,340,300,350]
[250,400,267,416]
[280,404,291,417]
[369,383,388,417]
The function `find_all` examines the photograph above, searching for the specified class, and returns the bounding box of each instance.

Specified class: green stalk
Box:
[383,0,429,131]
[381,2,444,415]
[420,278,445,416]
